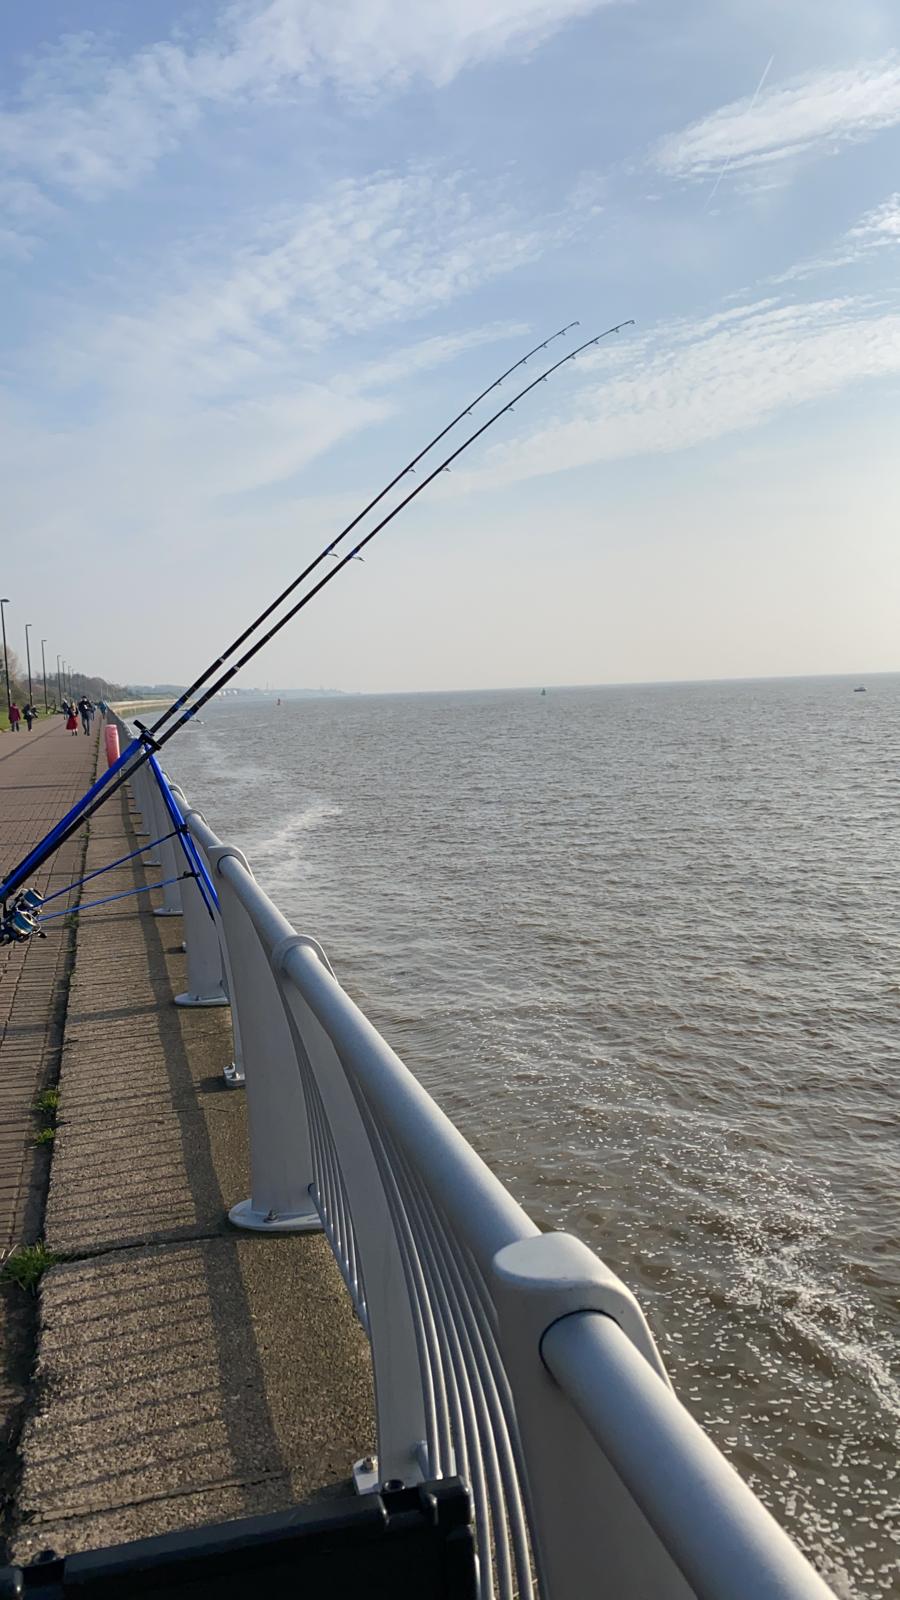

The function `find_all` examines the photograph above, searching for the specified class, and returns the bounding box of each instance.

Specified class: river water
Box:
[170,677,899,1597]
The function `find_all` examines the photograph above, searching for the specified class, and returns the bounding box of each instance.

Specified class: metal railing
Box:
[105,710,836,1600]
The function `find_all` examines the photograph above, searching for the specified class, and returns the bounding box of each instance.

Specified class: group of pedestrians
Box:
[6,694,96,736]
[60,696,95,736]
[6,701,39,733]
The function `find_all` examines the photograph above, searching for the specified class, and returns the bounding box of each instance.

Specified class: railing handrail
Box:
[541,1312,835,1600]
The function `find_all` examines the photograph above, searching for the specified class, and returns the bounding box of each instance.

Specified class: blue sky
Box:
[2,0,899,690]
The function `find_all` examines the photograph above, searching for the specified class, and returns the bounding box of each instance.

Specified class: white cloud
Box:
[1,160,572,574]
[0,176,62,258]
[848,191,900,242]
[345,322,530,393]
[0,0,615,202]
[47,168,564,414]
[654,55,900,183]
[445,295,900,492]
[772,191,900,282]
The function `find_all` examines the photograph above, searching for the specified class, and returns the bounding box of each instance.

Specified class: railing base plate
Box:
[229,1197,323,1234]
[174,990,229,1008]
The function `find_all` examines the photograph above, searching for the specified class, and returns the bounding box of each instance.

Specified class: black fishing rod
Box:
[147,323,580,740]
[0,318,632,923]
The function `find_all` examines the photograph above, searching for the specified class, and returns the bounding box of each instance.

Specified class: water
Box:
[171,677,900,1596]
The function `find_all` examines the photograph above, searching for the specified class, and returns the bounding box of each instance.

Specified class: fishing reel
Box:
[0,887,47,946]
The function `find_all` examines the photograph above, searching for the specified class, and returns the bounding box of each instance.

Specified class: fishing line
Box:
[38,873,197,923]
[40,829,182,904]
[0,317,633,923]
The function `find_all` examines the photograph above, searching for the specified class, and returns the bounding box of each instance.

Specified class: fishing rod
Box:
[146,323,580,740]
[0,318,633,928]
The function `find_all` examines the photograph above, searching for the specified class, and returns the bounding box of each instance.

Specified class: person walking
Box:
[65,707,79,737]
[8,702,21,733]
[78,695,94,735]
[23,703,36,732]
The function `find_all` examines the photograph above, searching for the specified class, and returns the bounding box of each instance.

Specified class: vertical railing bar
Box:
[323,1130,347,1261]
[302,1059,368,1317]
[393,1141,520,1600]
[354,1095,450,1478]
[382,1127,495,1599]
[306,1075,329,1212]
[329,1129,354,1269]
[409,1160,537,1600]
[283,1004,370,1317]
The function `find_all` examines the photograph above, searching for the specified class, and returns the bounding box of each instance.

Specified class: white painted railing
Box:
[108,711,836,1600]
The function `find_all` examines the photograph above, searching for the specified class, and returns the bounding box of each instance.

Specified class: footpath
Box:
[0,721,373,1562]
[0,716,97,1534]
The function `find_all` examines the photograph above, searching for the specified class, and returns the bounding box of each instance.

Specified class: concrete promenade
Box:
[0,725,373,1562]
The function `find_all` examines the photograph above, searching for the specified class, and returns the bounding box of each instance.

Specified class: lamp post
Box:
[24,623,34,711]
[41,639,49,712]
[56,654,63,707]
[0,599,11,716]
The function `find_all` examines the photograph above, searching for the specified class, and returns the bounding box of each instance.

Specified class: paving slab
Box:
[14,1233,373,1561]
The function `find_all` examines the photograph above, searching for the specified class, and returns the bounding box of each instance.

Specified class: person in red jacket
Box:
[65,708,78,736]
[8,702,20,733]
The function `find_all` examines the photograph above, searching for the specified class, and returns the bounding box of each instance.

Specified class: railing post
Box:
[183,807,244,1088]
[128,757,153,837]
[167,790,227,1008]
[209,843,321,1231]
[276,948,429,1488]
[146,769,182,916]
[490,1232,689,1600]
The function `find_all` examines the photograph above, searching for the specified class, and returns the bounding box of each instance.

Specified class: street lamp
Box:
[56,653,63,707]
[24,623,34,711]
[40,639,49,713]
[0,599,11,716]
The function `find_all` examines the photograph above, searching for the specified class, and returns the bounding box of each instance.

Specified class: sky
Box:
[2,0,899,692]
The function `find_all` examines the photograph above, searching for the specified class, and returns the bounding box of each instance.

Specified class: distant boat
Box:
[540,688,547,696]
[854,686,866,693]
[276,697,282,706]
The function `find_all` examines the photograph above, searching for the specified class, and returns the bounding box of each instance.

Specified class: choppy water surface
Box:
[172,678,900,1596]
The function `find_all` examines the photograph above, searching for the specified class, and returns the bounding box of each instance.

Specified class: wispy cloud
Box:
[0,177,62,259]
[773,191,900,282]
[848,191,900,244]
[0,0,616,203]
[345,322,530,394]
[1,161,576,561]
[445,295,900,492]
[654,55,900,184]
[49,167,569,409]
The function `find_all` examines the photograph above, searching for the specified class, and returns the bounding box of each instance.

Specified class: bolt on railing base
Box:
[174,989,230,1008]
[229,1197,323,1234]
[353,1455,380,1496]
[153,905,181,918]
[222,1059,245,1088]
